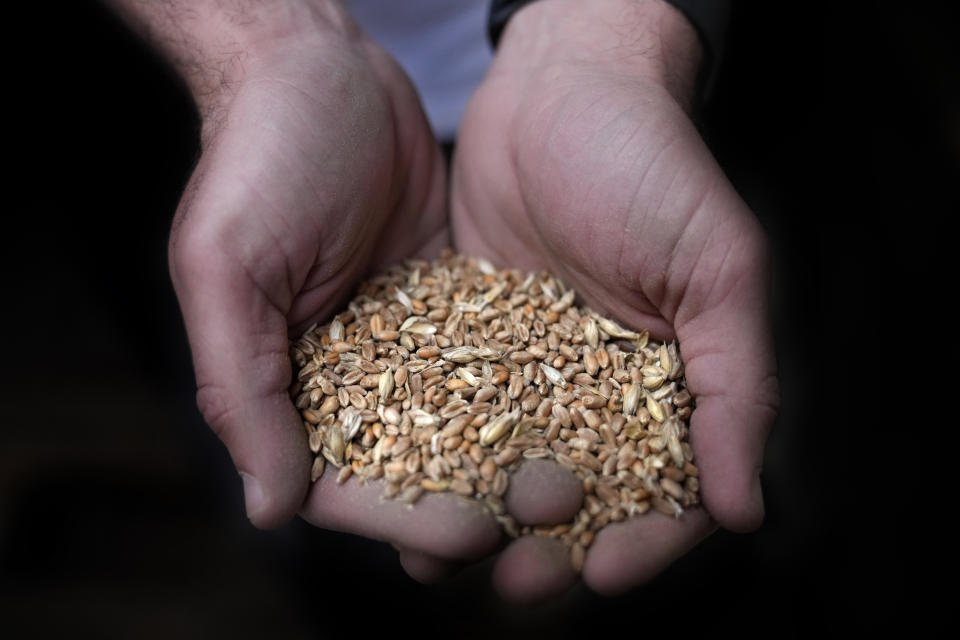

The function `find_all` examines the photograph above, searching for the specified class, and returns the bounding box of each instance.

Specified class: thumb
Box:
[170,216,311,529]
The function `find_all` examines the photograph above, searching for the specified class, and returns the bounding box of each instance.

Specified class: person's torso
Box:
[345,0,492,141]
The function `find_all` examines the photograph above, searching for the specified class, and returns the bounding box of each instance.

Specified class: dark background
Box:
[4,1,949,636]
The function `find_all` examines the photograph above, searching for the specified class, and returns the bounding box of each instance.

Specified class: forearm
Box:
[99,0,353,117]
[495,0,704,108]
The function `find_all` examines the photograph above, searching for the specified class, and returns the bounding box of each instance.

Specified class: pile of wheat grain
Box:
[289,251,697,570]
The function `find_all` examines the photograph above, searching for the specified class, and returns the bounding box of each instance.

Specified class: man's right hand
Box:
[98,0,461,532]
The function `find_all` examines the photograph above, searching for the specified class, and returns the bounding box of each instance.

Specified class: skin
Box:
[449,0,780,598]
[103,0,450,528]
[105,0,779,603]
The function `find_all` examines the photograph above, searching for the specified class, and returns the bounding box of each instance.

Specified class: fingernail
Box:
[239,471,264,520]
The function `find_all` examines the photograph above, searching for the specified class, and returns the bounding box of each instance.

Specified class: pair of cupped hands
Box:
[166,0,778,602]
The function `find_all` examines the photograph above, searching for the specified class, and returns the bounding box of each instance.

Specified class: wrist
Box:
[495,0,703,108]
[103,0,356,118]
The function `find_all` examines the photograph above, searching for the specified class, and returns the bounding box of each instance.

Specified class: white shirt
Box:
[344,0,493,140]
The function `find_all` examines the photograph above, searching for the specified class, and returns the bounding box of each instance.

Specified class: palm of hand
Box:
[452,65,778,595]
[453,69,723,333]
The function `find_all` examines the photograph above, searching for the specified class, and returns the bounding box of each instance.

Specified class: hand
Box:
[450,0,780,599]
[166,1,451,529]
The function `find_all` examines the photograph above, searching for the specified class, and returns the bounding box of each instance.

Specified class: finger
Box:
[675,231,779,532]
[503,459,583,526]
[170,207,311,530]
[582,507,715,596]
[394,545,463,584]
[687,386,776,532]
[491,535,578,604]
[300,468,502,561]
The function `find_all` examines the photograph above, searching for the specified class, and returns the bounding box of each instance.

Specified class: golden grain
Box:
[290,252,697,572]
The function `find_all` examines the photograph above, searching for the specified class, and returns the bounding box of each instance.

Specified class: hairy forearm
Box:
[100,0,352,116]
[496,0,703,107]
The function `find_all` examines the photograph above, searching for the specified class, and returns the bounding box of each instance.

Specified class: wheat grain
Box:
[290,251,698,572]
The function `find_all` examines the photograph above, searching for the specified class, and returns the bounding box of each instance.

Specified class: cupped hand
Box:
[168,4,451,533]
[449,0,780,599]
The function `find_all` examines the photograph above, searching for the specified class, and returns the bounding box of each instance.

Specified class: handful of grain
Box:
[289,251,698,571]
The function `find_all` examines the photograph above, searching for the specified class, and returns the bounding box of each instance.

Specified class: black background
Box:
[3,1,950,637]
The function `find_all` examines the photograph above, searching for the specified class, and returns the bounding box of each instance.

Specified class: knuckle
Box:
[195,383,236,441]
[752,373,781,434]
[171,218,221,273]
[169,224,218,293]
[759,372,781,413]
